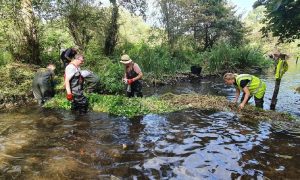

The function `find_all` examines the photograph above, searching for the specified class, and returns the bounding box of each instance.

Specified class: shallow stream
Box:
[1,60,299,179]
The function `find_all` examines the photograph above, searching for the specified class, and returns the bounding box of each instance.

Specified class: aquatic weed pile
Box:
[44,93,293,121]
[44,93,180,117]
[161,93,292,121]
[161,93,230,111]
[235,106,293,122]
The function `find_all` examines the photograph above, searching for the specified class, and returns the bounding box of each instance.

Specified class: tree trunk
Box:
[104,1,119,56]
[21,0,41,65]
[203,24,209,51]
[270,78,281,110]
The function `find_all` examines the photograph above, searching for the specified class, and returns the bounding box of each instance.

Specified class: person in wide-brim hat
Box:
[120,54,133,64]
[120,54,143,98]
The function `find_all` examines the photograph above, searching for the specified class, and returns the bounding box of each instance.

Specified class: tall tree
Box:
[158,0,245,52]
[187,0,245,51]
[21,0,41,64]
[104,0,119,56]
[0,0,41,64]
[104,0,148,56]
[253,0,300,44]
[159,0,187,51]
[55,0,99,51]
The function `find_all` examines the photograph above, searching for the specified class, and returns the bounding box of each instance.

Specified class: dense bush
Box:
[197,42,272,74]
[119,42,194,78]
[0,63,36,96]
[83,49,124,94]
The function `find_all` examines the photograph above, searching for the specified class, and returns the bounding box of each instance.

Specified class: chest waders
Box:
[235,74,266,108]
[32,69,55,105]
[126,65,143,98]
[69,65,88,113]
[84,73,100,93]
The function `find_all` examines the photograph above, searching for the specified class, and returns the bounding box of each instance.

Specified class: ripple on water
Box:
[1,105,300,179]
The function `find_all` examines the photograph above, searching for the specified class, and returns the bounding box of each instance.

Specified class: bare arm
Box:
[234,88,240,103]
[65,76,72,94]
[133,71,143,81]
[239,86,250,110]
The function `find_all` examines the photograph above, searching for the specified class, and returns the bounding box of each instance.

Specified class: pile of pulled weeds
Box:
[161,93,294,122]
[45,93,294,123]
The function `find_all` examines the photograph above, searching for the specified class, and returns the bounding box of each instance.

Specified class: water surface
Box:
[1,60,300,179]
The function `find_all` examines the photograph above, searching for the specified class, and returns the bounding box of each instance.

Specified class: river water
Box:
[0,60,299,179]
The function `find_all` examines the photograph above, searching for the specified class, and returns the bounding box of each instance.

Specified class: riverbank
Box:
[0,62,205,110]
[0,62,296,123]
[0,63,37,109]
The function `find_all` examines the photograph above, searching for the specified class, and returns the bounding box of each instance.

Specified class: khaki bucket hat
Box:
[120,54,132,64]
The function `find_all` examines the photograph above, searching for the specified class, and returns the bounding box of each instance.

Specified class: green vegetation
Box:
[0,63,36,97]
[244,6,300,56]
[0,0,299,109]
[44,93,180,117]
[195,42,272,75]
[253,0,300,44]
[44,93,293,122]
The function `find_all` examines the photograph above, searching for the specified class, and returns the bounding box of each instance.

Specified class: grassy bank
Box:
[0,62,293,122]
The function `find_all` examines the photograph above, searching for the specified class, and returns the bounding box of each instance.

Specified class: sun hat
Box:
[120,54,132,64]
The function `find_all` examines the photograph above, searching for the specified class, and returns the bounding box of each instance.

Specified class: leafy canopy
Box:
[253,0,300,44]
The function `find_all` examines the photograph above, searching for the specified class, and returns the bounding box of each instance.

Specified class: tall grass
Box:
[120,42,193,78]
[198,42,272,74]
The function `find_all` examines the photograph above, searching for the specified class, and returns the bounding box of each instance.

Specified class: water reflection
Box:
[1,105,300,179]
[1,60,300,179]
[145,60,300,118]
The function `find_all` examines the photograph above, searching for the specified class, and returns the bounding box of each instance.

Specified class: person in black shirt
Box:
[233,79,250,104]
[60,47,78,68]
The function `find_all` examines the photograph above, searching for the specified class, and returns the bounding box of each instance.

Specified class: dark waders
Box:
[126,67,142,98]
[240,93,264,109]
[70,71,88,114]
[84,73,100,93]
[32,70,55,105]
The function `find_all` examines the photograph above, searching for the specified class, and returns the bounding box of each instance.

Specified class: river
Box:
[0,60,299,179]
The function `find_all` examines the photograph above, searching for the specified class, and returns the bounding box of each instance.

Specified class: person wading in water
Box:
[120,54,143,98]
[65,54,88,114]
[223,73,266,110]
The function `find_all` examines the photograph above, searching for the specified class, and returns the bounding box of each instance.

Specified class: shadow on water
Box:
[1,60,300,179]
[1,106,300,179]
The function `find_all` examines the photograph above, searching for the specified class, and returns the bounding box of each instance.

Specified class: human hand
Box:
[127,79,134,85]
[123,78,128,84]
[238,103,245,111]
[66,93,73,101]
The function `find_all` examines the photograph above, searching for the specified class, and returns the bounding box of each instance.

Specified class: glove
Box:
[127,79,134,85]
[66,93,73,101]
